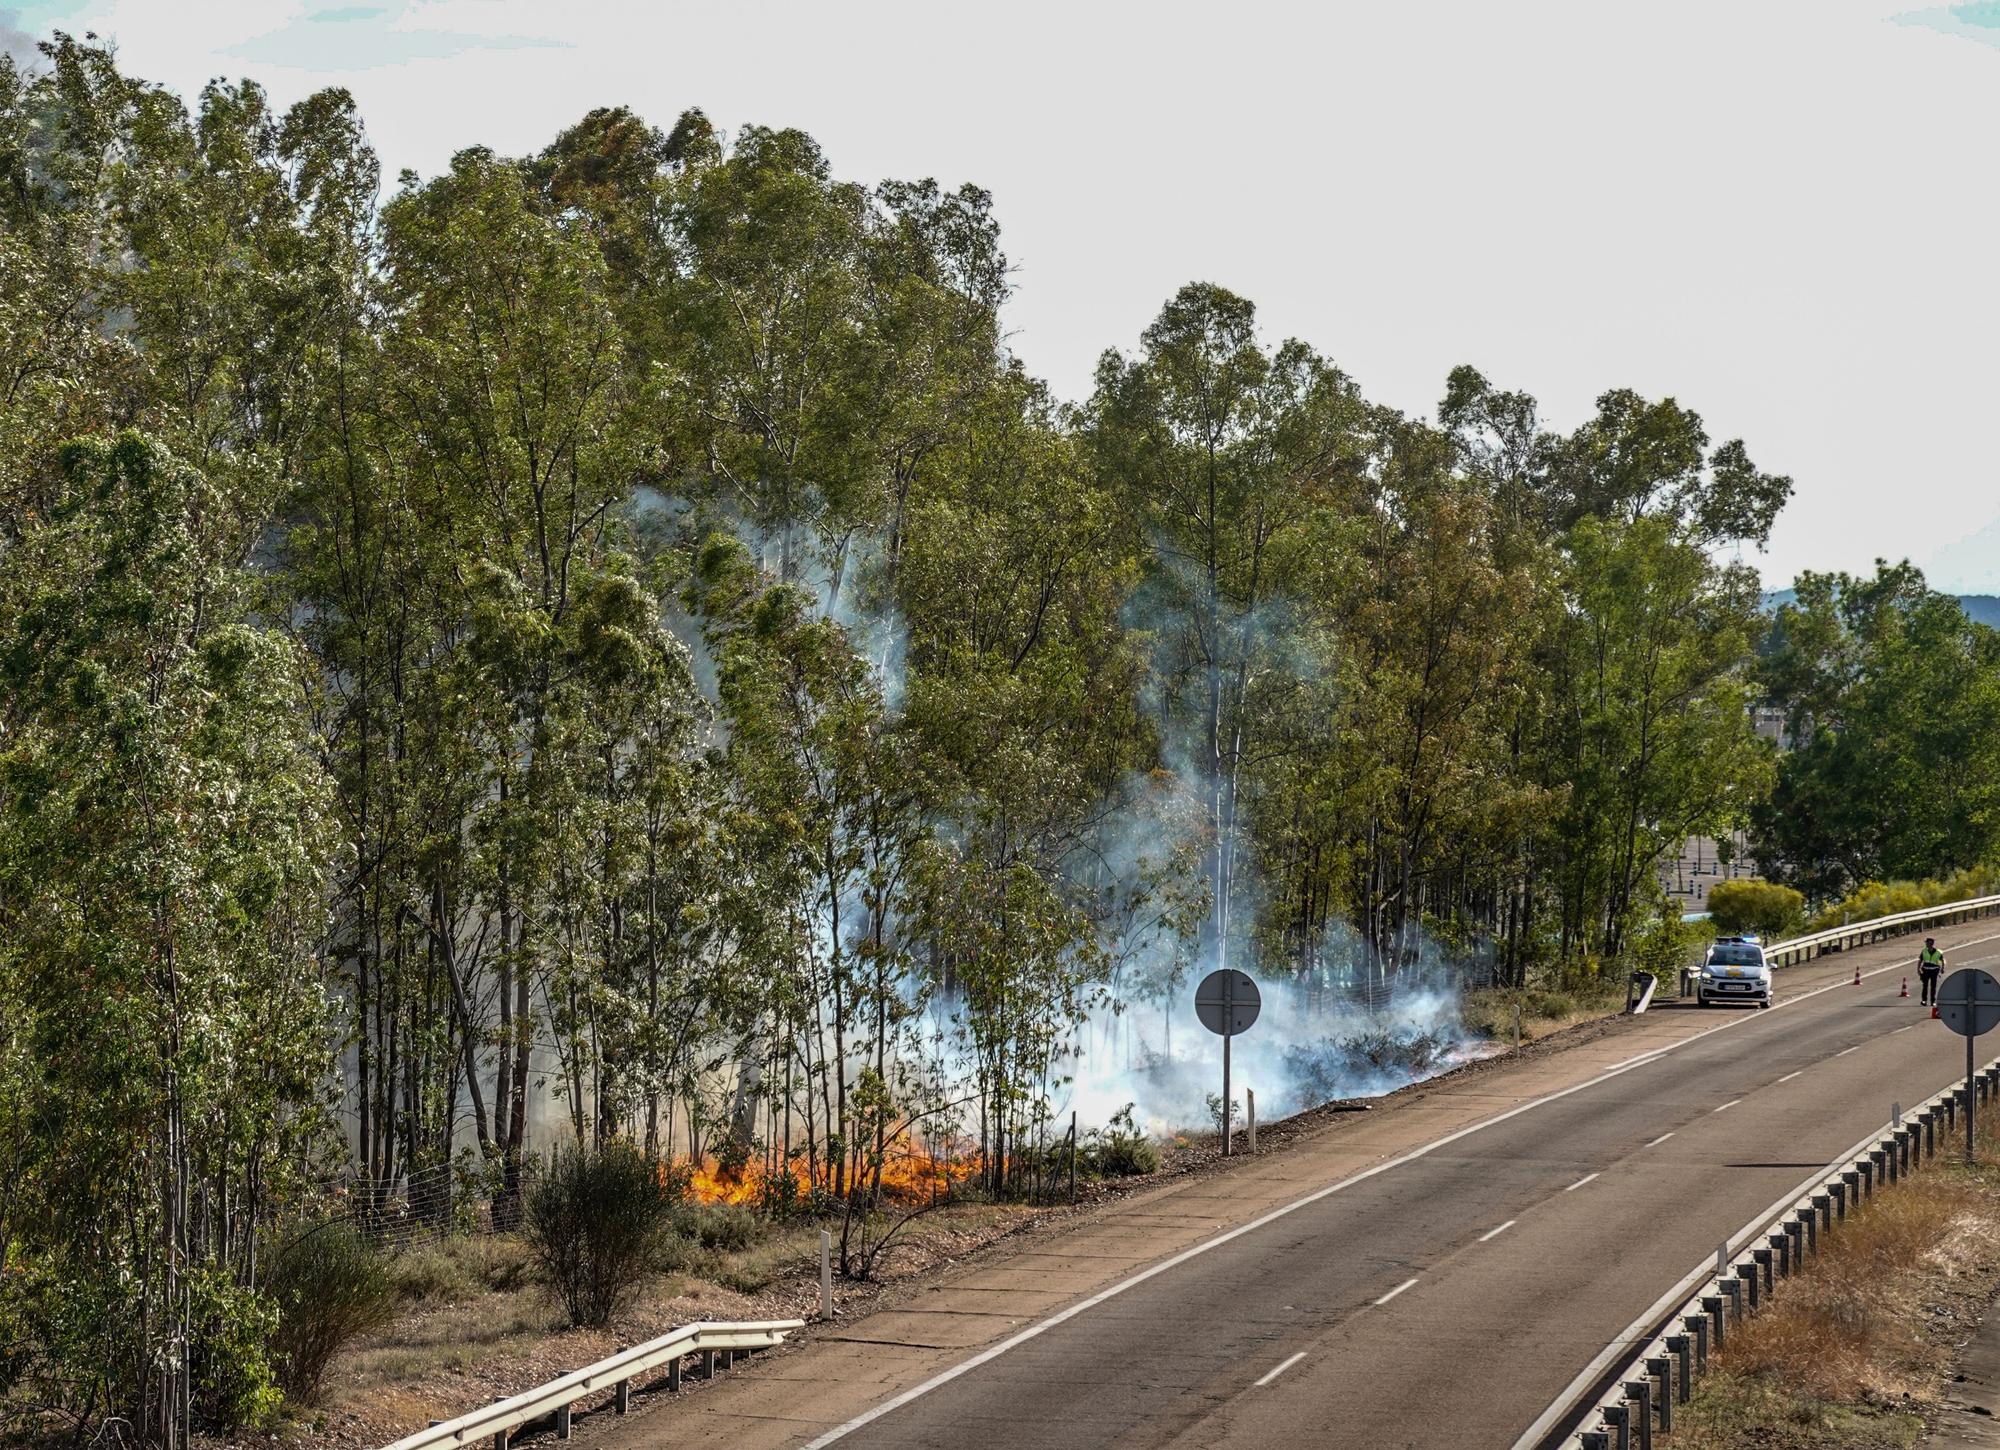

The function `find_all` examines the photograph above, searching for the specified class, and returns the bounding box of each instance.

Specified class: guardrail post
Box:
[1647,1355,1673,1430]
[554,1404,571,1441]
[1686,1312,1709,1370]
[1799,1206,1817,1256]
[1602,1402,1630,1450]
[1666,1334,1693,1400]
[720,1348,736,1371]
[614,1378,630,1415]
[1786,1219,1805,1267]
[1859,1157,1875,1196]
[667,1357,682,1393]
[1766,1232,1786,1279]
[1924,1111,1937,1158]
[1704,1292,1726,1346]
[1752,1246,1774,1294]
[700,1349,716,1379]
[1738,1261,1760,1310]
[1627,1380,1653,1450]
[1581,1432,1609,1450]
[1882,1141,1897,1185]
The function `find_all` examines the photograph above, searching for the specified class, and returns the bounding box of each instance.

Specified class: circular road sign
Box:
[1938,968,2000,1038]
[1194,969,1261,1038]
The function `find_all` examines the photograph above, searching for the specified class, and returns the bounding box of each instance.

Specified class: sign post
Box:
[1936,968,2000,1162]
[1194,968,1261,1157]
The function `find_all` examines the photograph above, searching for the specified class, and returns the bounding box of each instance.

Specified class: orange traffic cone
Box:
[1900,976,1909,998]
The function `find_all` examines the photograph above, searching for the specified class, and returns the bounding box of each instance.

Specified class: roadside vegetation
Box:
[6,28,2000,1450]
[1672,1111,2000,1448]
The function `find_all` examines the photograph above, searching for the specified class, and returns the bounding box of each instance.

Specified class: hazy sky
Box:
[7,0,1999,591]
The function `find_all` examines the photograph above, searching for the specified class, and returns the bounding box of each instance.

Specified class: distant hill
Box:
[1761,589,2000,628]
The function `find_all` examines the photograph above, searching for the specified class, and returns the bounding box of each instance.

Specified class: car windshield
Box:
[1708,944,1763,966]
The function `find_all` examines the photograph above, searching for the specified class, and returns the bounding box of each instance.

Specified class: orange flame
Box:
[668,1135,978,1207]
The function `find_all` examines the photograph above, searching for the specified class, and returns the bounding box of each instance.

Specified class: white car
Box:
[1699,937,1772,1008]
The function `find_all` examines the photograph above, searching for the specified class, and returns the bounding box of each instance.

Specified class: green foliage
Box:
[1630,914,1708,980]
[1805,864,2000,934]
[525,1145,676,1328]
[677,1203,765,1253]
[1081,1105,1162,1178]
[1754,566,2000,901]
[265,1224,397,1405]
[1706,880,1806,940]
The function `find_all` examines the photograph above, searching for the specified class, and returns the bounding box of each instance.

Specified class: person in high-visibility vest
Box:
[1918,938,1946,1005]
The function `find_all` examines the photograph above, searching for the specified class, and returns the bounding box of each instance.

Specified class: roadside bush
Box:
[677,1202,763,1253]
[386,1233,532,1303]
[265,1222,396,1404]
[526,1143,673,1328]
[1806,863,2000,933]
[1082,1104,1161,1178]
[1707,879,1805,940]
[189,1269,283,1427]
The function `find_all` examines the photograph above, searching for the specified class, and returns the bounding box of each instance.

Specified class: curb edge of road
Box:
[1518,1057,2000,1450]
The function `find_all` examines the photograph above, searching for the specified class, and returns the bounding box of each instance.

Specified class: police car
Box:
[1698,935,1772,1008]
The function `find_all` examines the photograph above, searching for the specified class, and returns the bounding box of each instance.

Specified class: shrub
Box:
[1083,1104,1161,1178]
[526,1142,673,1328]
[265,1222,396,1405]
[188,1268,283,1427]
[683,1203,762,1253]
[1706,879,1805,940]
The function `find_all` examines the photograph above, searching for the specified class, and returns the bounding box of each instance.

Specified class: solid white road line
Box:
[1479,1220,1517,1242]
[1713,1099,1742,1113]
[1254,1351,1307,1387]
[1644,1132,1675,1148]
[1777,1072,1802,1083]
[799,926,2000,1450]
[1835,1045,1860,1057]
[1894,1024,1917,1034]
[1564,1173,1600,1191]
[1373,1278,1419,1307]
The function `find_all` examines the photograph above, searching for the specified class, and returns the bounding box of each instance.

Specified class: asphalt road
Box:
[788,922,2000,1450]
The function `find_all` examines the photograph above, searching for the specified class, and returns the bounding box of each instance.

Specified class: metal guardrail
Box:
[379,1317,805,1450]
[1761,893,2000,967]
[1546,1063,2000,1449]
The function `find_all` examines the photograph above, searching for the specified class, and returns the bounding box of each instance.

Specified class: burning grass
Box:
[674,1134,979,1208]
[1672,1135,2000,1448]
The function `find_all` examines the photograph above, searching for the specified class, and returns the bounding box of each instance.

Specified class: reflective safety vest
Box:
[1921,947,1945,969]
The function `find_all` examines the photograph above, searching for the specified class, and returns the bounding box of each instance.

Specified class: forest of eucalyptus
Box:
[20,32,2000,1446]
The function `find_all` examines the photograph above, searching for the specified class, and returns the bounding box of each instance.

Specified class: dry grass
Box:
[1463,981,1629,1045]
[273,1197,1044,1447]
[1672,1118,2000,1448]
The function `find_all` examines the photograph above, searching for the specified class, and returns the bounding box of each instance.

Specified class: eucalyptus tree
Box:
[0,436,336,1442]
[1754,564,2000,899]
[1088,283,1371,979]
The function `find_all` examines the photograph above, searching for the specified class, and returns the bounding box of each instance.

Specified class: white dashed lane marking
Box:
[1373,1278,1418,1307]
